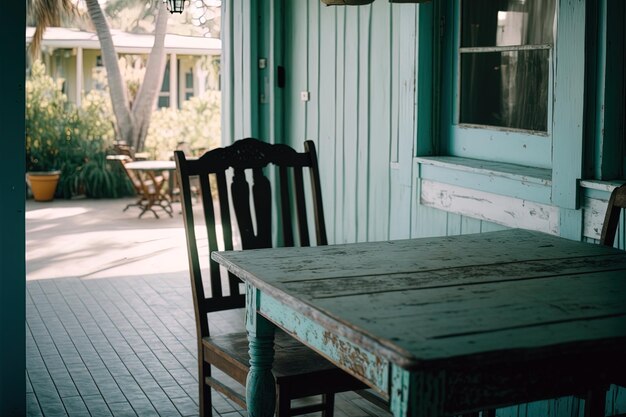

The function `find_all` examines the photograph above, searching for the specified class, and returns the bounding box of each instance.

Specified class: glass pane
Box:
[460,49,549,132]
[161,63,170,92]
[185,71,193,88]
[461,0,556,47]
[158,96,170,108]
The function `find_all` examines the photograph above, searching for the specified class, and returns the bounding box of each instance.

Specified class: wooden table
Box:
[124,160,176,218]
[212,229,626,417]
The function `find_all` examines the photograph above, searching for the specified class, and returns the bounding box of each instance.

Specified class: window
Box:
[442,0,557,168]
[158,62,171,108]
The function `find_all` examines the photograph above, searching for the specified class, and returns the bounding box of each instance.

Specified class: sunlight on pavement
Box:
[25,206,90,220]
[26,198,191,281]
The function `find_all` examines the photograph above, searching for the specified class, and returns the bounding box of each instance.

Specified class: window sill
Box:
[415,156,552,205]
[579,179,625,193]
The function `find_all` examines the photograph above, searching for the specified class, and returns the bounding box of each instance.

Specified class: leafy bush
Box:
[25,61,132,198]
[80,153,135,198]
[25,61,68,172]
[144,91,221,159]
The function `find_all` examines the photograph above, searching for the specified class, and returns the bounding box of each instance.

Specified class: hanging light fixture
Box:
[163,0,185,14]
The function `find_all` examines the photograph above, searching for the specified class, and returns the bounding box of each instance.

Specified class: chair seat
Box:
[202,329,366,397]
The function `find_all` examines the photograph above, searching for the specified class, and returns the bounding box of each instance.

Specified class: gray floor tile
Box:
[27,272,390,417]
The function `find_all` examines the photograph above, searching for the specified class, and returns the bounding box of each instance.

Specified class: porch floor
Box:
[26,198,390,417]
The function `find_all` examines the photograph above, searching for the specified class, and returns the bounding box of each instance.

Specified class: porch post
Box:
[76,46,83,106]
[170,53,178,109]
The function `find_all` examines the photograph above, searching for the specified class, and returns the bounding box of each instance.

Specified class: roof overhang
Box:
[26,27,221,55]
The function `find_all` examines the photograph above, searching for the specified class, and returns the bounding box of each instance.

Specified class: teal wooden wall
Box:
[282,1,414,243]
[224,0,626,414]
[278,1,513,244]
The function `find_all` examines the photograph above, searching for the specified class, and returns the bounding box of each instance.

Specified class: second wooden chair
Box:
[600,183,626,247]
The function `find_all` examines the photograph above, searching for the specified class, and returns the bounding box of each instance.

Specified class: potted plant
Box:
[25,61,67,201]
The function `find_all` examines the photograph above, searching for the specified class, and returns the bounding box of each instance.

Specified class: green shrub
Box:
[25,60,132,199]
[25,61,67,172]
[81,153,135,198]
[144,91,221,159]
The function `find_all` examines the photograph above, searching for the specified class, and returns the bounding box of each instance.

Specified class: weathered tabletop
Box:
[212,229,626,417]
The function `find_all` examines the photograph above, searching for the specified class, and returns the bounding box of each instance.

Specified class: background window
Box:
[459,0,556,133]
[184,70,194,101]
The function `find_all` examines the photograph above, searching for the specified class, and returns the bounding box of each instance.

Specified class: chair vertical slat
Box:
[216,172,234,251]
[279,166,295,247]
[304,140,328,246]
[231,169,256,249]
[199,173,222,299]
[252,168,272,249]
[216,171,241,296]
[293,166,310,247]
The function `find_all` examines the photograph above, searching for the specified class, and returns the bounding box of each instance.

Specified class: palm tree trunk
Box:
[132,3,169,151]
[85,0,135,146]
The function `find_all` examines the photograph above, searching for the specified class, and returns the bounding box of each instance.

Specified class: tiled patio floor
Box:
[25,198,390,417]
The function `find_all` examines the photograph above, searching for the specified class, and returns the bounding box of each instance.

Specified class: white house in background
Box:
[25,26,221,109]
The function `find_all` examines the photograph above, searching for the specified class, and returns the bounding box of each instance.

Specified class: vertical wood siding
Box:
[283,1,412,243]
[279,1,518,244]
[222,0,258,144]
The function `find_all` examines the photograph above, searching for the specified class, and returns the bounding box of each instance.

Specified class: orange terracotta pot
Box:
[27,171,61,202]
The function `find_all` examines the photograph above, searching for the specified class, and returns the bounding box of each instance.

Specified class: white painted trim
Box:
[420,179,560,235]
[582,197,607,240]
[580,179,625,192]
[415,156,552,186]
[26,27,221,56]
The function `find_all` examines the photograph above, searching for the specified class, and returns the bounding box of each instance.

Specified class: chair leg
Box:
[277,386,291,417]
[481,409,496,417]
[584,388,606,417]
[321,393,335,417]
[199,361,213,417]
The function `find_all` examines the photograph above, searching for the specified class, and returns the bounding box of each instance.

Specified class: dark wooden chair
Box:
[174,138,366,417]
[600,183,626,247]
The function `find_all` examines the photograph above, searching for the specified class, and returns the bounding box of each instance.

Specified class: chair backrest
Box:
[112,142,136,159]
[600,183,626,247]
[174,138,327,338]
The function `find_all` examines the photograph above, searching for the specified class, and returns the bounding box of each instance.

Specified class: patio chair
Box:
[170,141,199,203]
[111,155,172,218]
[600,183,626,247]
[174,138,366,417]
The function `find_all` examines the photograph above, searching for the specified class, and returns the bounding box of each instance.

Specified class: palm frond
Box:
[27,0,76,58]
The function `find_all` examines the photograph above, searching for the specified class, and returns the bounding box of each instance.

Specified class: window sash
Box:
[443,0,554,169]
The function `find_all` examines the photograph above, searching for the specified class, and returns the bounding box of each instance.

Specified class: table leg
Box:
[390,365,444,417]
[246,284,276,417]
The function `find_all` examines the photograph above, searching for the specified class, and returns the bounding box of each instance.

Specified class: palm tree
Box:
[27,0,170,151]
[27,0,75,56]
